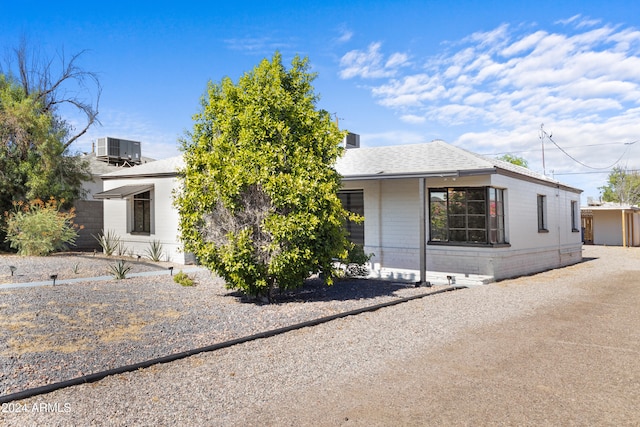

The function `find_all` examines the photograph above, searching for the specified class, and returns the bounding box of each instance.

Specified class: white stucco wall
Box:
[590,210,640,246]
[101,176,189,263]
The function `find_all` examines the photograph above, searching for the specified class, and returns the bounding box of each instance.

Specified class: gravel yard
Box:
[0,252,435,397]
[1,245,639,426]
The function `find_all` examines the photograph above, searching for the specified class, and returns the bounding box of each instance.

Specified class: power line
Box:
[539,125,636,171]
[484,140,634,157]
[554,168,640,176]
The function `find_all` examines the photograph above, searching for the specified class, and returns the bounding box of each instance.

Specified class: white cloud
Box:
[400,114,426,124]
[339,42,409,79]
[336,28,353,44]
[341,19,640,197]
[224,36,293,54]
[352,21,640,121]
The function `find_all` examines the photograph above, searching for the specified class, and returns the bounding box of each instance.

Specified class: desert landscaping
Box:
[1,245,639,426]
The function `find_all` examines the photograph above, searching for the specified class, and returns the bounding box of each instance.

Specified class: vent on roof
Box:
[343,132,360,149]
[587,197,602,206]
[96,137,142,166]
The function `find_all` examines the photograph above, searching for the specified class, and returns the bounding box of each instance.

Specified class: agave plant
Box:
[109,260,132,280]
[145,240,164,262]
[93,230,121,256]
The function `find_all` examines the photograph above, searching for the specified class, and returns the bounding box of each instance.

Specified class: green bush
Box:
[173,270,195,287]
[3,198,80,256]
[176,53,353,301]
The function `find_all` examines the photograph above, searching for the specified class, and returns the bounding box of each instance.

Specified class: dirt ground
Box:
[274,254,640,426]
[1,246,639,426]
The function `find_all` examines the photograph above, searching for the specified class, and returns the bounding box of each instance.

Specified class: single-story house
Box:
[95,139,583,285]
[94,156,189,263]
[74,139,154,251]
[581,201,640,246]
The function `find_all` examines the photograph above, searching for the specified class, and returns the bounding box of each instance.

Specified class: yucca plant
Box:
[93,230,121,256]
[109,260,132,280]
[145,239,164,262]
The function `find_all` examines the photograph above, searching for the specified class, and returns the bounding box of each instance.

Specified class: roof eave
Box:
[101,172,179,179]
[340,171,461,181]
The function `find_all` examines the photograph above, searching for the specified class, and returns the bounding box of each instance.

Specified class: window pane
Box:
[468,215,486,229]
[468,201,486,215]
[537,195,546,230]
[448,190,466,214]
[449,230,467,242]
[467,189,485,200]
[449,215,465,229]
[429,187,505,245]
[338,190,364,245]
[430,191,448,241]
[133,191,151,233]
[469,230,486,242]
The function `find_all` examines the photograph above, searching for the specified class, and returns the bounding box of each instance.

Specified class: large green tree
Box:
[176,53,352,300]
[0,42,98,250]
[600,167,640,205]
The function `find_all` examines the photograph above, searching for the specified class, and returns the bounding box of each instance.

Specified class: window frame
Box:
[428,186,508,247]
[338,189,364,246]
[131,190,152,235]
[571,200,580,232]
[537,194,548,232]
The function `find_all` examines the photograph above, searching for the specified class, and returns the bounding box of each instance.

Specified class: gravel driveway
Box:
[1,245,639,426]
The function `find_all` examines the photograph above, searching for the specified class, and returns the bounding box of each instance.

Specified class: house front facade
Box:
[96,140,583,285]
[95,156,190,263]
[335,140,583,285]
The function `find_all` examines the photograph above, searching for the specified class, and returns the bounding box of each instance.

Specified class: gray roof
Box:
[581,202,640,211]
[82,153,157,176]
[101,156,184,179]
[336,140,578,191]
[99,140,580,192]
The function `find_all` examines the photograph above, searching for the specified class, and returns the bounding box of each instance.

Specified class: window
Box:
[338,190,364,245]
[537,194,548,232]
[571,200,579,232]
[429,187,506,245]
[132,191,151,234]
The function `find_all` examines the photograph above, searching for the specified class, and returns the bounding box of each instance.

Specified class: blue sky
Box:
[3,1,640,200]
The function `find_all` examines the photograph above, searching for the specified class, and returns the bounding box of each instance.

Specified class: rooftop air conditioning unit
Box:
[344,132,360,149]
[96,137,142,165]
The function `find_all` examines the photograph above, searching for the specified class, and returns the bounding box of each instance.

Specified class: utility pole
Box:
[539,123,552,176]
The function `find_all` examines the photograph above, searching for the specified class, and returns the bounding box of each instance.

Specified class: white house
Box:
[95,140,583,284]
[94,156,190,263]
[336,140,582,285]
[581,201,640,246]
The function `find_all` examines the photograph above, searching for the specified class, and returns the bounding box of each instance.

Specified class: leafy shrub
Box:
[3,198,80,256]
[145,239,164,262]
[93,229,121,256]
[109,260,132,280]
[173,270,195,287]
[176,54,353,301]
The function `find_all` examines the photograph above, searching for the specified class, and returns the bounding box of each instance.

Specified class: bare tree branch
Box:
[3,38,101,149]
